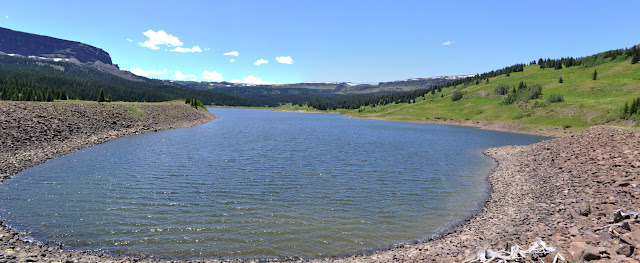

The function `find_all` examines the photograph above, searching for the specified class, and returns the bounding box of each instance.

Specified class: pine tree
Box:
[107,94,112,102]
[632,53,639,64]
[518,82,526,90]
[554,61,562,70]
[97,88,106,102]
[46,90,54,102]
[623,102,629,119]
[559,76,563,83]
[592,70,598,80]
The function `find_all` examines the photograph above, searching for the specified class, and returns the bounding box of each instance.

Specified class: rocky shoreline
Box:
[308,126,640,262]
[2,102,639,262]
[1,101,216,262]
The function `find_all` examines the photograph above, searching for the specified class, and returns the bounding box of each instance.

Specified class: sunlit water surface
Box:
[0,108,547,259]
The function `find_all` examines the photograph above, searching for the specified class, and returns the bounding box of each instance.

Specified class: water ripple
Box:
[0,108,547,259]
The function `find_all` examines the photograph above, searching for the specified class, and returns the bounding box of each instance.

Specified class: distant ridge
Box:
[0,27,113,65]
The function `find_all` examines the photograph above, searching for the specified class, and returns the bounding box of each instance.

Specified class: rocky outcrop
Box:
[0,27,112,65]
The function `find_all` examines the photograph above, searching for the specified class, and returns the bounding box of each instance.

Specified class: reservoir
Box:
[0,108,547,259]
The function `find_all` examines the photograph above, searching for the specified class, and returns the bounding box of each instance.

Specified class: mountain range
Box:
[0,26,456,95]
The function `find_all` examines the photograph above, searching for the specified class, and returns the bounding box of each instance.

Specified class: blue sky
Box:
[2,0,639,84]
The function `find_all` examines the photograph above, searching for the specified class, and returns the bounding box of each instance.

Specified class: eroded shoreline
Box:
[1,102,639,262]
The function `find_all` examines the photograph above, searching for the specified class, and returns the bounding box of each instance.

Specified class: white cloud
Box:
[442,41,453,46]
[172,70,196,80]
[202,70,224,82]
[224,51,239,56]
[126,39,133,42]
[231,75,280,85]
[254,59,268,65]
[139,30,184,50]
[204,48,210,51]
[4,16,8,19]
[276,56,294,64]
[230,59,235,62]
[128,68,168,77]
[171,46,202,53]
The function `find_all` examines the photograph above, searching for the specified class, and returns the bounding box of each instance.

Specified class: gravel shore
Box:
[309,126,640,262]
[1,101,216,262]
[1,102,639,262]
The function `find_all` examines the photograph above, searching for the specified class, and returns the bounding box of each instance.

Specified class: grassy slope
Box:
[279,57,639,136]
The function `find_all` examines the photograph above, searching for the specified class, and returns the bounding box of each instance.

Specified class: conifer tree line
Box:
[535,45,640,69]
[306,45,639,111]
[0,82,68,101]
[0,55,260,106]
[185,97,204,109]
[622,97,640,119]
[0,55,375,107]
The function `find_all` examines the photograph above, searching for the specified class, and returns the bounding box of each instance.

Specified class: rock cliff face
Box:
[0,27,112,65]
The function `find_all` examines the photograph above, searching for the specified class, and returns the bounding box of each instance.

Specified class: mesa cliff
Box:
[0,27,112,65]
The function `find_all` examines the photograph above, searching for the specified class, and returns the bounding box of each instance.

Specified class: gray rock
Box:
[582,245,601,260]
[579,203,591,216]
[617,244,635,257]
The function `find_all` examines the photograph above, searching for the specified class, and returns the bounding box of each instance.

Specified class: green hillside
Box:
[281,50,640,136]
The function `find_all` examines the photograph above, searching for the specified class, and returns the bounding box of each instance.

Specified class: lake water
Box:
[0,108,547,260]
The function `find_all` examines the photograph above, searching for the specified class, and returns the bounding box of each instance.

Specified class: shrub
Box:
[451,91,463,101]
[502,94,517,105]
[494,84,510,95]
[546,94,565,103]
[533,101,549,108]
[502,83,542,105]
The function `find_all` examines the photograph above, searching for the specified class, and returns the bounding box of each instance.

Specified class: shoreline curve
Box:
[2,102,639,262]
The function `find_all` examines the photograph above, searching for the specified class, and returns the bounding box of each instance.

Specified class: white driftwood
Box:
[463,240,557,263]
[593,209,639,231]
[613,209,640,223]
